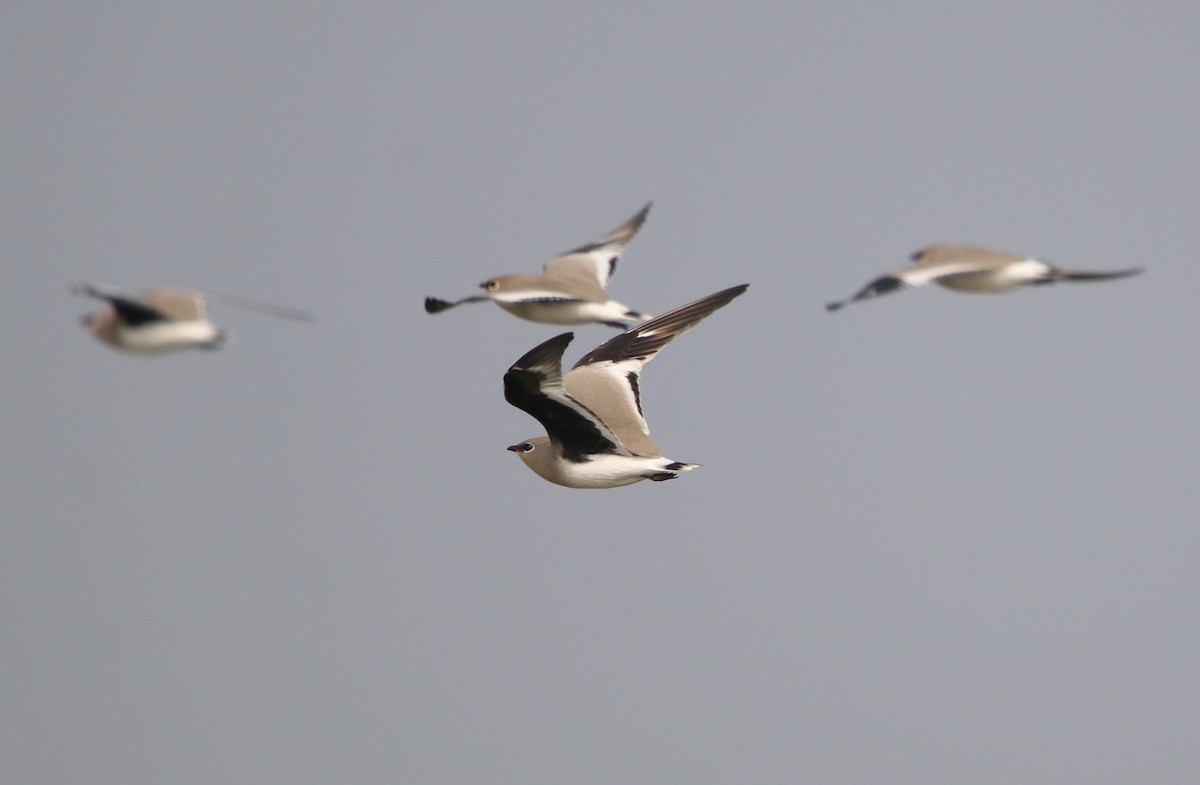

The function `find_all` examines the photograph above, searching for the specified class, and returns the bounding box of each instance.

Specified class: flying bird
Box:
[826,244,1143,311]
[426,203,654,327]
[74,284,313,354]
[503,284,749,488]
[74,284,226,354]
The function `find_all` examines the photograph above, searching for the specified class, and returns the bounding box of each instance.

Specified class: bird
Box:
[503,284,749,488]
[74,283,314,354]
[425,203,654,327]
[826,244,1143,311]
[74,284,226,354]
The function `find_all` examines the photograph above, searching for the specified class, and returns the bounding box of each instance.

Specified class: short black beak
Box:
[507,444,520,452]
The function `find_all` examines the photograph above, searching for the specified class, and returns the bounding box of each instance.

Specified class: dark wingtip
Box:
[424,297,450,314]
[616,202,652,238]
[1057,267,1146,283]
[510,332,575,372]
[826,301,845,312]
[71,283,109,301]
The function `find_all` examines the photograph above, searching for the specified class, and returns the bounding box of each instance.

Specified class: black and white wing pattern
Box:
[542,203,651,297]
[75,284,172,326]
[503,333,628,462]
[568,284,749,456]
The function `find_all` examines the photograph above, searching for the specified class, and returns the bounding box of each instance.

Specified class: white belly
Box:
[117,320,222,353]
[496,299,633,325]
[534,453,696,489]
[935,259,1048,292]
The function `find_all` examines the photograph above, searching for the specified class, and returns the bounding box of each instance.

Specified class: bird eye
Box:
[521,442,534,453]
[482,280,499,291]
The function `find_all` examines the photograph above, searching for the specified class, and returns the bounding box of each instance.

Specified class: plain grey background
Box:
[3,2,1197,783]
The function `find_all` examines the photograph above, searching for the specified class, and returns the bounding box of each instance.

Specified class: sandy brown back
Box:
[910,244,1024,269]
[144,288,206,321]
[490,273,602,302]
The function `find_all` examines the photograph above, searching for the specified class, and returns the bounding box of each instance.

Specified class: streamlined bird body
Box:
[426,203,654,327]
[75,284,225,354]
[826,244,1142,311]
[503,284,749,488]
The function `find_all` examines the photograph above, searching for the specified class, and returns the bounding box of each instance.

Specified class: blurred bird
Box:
[503,284,748,488]
[75,284,225,354]
[826,244,1143,311]
[74,284,313,354]
[425,203,654,327]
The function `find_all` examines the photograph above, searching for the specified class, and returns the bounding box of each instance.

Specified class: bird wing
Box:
[542,203,651,297]
[568,284,749,456]
[564,362,661,457]
[144,288,207,321]
[75,283,171,326]
[1052,267,1144,282]
[504,333,628,462]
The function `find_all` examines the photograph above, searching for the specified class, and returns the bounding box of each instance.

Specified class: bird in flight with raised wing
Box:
[503,284,748,488]
[426,203,654,328]
[826,244,1142,311]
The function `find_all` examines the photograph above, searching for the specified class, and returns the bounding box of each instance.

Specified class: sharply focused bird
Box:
[826,244,1143,311]
[425,203,654,327]
[74,283,313,354]
[503,284,748,488]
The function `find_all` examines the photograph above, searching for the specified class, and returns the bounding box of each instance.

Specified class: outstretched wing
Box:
[1051,266,1144,282]
[504,333,627,462]
[542,203,651,297]
[74,283,170,326]
[568,284,749,456]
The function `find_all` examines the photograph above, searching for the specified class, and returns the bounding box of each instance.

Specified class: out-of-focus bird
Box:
[826,244,1143,311]
[425,203,654,328]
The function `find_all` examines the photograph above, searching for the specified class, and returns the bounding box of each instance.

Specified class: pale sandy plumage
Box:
[827,244,1143,311]
[503,284,748,488]
[74,284,225,354]
[74,284,313,354]
[426,203,654,327]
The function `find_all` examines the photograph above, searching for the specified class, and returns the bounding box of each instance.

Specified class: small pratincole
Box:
[826,244,1143,311]
[503,284,749,488]
[75,284,225,354]
[425,203,654,328]
[74,284,314,354]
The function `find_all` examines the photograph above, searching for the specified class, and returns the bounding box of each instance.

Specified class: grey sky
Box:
[3,2,1198,783]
